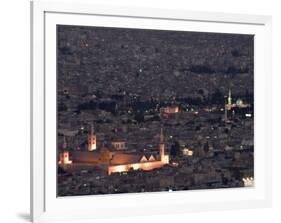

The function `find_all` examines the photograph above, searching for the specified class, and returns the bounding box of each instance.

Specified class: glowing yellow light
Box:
[182,148,193,156]
[242,177,254,187]
[59,151,72,165]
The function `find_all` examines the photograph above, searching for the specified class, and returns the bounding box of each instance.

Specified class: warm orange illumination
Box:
[88,142,96,151]
[160,106,179,114]
[108,160,170,175]
[59,151,72,165]
[131,163,141,170]
[140,156,148,162]
[148,155,155,161]
[162,155,169,164]
[73,126,171,175]
[88,126,97,151]
[112,141,126,150]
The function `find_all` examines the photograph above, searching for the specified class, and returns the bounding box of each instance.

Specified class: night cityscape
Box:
[57,25,254,196]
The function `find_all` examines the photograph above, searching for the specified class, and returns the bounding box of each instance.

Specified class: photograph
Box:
[57,25,254,197]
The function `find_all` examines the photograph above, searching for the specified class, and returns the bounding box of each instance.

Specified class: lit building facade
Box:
[224,89,251,121]
[59,127,171,175]
[108,128,169,175]
[182,148,194,157]
[242,177,254,187]
[88,124,97,151]
[58,151,72,165]
[160,106,179,115]
[111,140,127,150]
[58,136,72,165]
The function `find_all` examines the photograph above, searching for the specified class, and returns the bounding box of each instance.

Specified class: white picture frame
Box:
[31,0,272,222]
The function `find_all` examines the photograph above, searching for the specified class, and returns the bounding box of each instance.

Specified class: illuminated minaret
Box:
[224,89,232,121]
[159,128,165,163]
[88,124,97,151]
[59,136,72,165]
[228,89,232,107]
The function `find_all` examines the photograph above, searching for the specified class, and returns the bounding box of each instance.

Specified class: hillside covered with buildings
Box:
[57,25,254,196]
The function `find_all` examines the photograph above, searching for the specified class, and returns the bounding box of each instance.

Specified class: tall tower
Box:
[228,89,232,106]
[88,124,97,151]
[225,89,232,120]
[159,128,165,163]
[59,136,72,165]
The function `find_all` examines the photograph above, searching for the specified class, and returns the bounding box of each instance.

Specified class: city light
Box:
[57,25,254,196]
[242,177,254,187]
[182,148,193,157]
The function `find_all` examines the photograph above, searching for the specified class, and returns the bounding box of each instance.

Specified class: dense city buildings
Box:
[57,25,254,196]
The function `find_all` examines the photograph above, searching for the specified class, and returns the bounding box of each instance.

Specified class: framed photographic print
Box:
[31,0,272,222]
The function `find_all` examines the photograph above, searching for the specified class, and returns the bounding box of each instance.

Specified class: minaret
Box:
[88,124,97,151]
[228,89,232,106]
[159,128,165,163]
[59,136,72,165]
[224,89,232,122]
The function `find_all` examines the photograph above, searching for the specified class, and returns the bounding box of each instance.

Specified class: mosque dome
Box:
[236,99,244,107]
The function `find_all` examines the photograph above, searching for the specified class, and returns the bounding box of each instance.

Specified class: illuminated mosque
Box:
[224,89,251,121]
[58,126,170,175]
